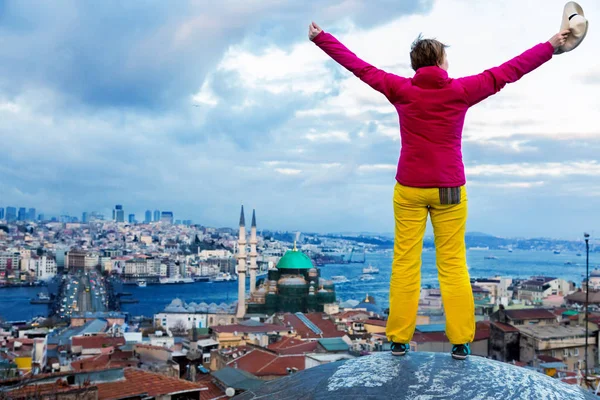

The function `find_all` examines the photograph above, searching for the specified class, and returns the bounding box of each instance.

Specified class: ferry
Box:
[137,280,147,287]
[331,276,349,284]
[362,265,380,274]
[30,292,52,304]
[159,277,194,285]
[553,250,561,255]
[359,274,376,282]
[212,272,236,282]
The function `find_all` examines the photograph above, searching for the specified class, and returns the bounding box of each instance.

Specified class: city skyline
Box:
[1,1,599,238]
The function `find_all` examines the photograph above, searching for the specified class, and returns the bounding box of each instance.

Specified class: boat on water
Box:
[553,250,561,255]
[484,256,498,260]
[137,280,147,287]
[577,253,582,257]
[362,265,380,274]
[331,275,349,284]
[212,272,236,282]
[159,277,194,285]
[192,276,211,282]
[30,292,52,304]
[359,274,375,282]
[564,261,574,265]
[469,246,489,251]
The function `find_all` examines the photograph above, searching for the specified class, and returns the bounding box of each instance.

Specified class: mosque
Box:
[235,206,337,318]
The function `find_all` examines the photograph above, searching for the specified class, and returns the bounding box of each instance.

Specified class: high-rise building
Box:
[161,211,174,225]
[0,207,4,220]
[18,207,27,221]
[128,214,135,224]
[28,208,36,221]
[114,205,124,223]
[6,207,17,223]
[145,210,152,224]
[175,220,182,225]
[154,210,160,222]
[82,212,89,223]
[38,214,45,222]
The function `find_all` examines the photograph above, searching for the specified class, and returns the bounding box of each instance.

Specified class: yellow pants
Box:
[386,183,475,345]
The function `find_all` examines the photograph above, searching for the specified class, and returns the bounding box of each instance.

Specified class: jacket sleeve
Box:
[457,42,554,107]
[312,31,407,102]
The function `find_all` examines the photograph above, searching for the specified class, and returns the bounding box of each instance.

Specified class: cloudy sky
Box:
[0,0,598,239]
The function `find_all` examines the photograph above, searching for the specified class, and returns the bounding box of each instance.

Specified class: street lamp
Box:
[584,232,590,382]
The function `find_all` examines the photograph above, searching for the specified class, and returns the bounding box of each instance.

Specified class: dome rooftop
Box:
[232,352,594,400]
[277,249,314,270]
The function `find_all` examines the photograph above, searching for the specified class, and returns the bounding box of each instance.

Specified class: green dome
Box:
[277,249,314,270]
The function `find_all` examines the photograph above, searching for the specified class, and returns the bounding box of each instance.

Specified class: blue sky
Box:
[0,0,599,239]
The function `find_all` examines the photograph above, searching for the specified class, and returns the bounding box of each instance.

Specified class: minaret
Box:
[236,206,247,318]
[249,209,258,294]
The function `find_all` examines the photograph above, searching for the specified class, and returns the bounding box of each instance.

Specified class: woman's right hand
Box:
[549,30,571,51]
[308,22,323,41]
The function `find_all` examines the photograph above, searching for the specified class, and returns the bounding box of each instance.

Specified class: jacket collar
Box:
[411,66,450,89]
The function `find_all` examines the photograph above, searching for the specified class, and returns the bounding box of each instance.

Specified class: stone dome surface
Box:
[233,352,595,400]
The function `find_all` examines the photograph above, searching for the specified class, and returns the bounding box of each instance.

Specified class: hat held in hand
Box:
[555,2,588,54]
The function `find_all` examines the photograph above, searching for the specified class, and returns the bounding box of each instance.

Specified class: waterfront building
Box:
[154,299,237,331]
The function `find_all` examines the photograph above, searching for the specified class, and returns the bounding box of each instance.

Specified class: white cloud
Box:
[275,168,302,175]
[466,161,600,177]
[305,130,350,142]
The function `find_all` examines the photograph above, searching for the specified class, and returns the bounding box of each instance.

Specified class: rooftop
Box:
[277,249,314,270]
[504,309,557,321]
[518,325,592,340]
[232,352,595,400]
[95,368,205,399]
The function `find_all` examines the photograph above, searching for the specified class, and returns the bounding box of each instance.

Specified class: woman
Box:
[309,21,569,360]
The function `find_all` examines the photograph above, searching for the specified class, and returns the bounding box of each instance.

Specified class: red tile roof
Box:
[279,313,345,339]
[537,354,563,363]
[71,351,139,371]
[229,348,305,377]
[72,336,125,350]
[96,368,205,399]
[267,336,318,355]
[473,321,490,341]
[335,310,370,320]
[412,322,490,343]
[505,309,557,321]
[211,323,290,334]
[364,319,387,327]
[491,321,520,333]
[197,379,226,400]
[4,382,96,399]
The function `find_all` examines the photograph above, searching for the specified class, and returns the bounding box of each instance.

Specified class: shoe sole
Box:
[391,350,407,356]
[451,354,468,360]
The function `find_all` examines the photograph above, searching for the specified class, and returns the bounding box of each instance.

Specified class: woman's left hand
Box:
[308,21,322,41]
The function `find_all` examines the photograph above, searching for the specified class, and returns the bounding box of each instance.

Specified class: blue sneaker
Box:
[391,342,410,356]
[451,343,471,360]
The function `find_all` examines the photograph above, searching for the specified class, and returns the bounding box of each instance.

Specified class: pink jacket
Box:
[313,31,554,188]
